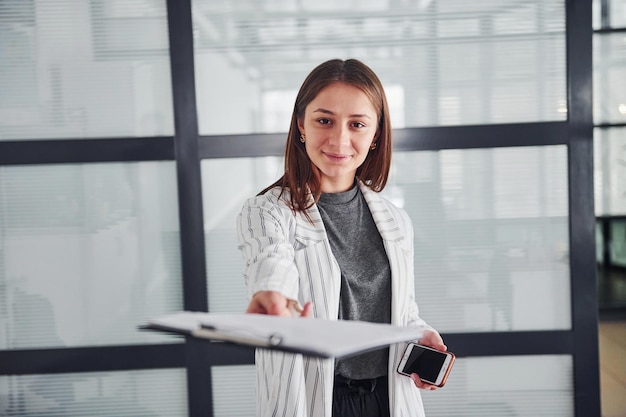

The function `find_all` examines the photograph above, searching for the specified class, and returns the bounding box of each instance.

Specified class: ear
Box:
[297,118,305,135]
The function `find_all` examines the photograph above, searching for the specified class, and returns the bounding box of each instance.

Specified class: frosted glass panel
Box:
[0,369,187,416]
[591,0,626,29]
[592,0,602,29]
[0,162,183,349]
[422,355,573,416]
[208,358,573,417]
[192,0,566,135]
[0,0,174,140]
[202,148,570,332]
[593,34,626,125]
[212,365,256,417]
[594,127,626,216]
[610,0,626,27]
[202,157,283,313]
[384,146,570,333]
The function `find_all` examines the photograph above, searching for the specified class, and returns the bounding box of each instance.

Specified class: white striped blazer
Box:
[237,180,434,417]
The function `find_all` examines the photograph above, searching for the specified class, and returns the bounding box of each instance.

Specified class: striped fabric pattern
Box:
[237,181,434,417]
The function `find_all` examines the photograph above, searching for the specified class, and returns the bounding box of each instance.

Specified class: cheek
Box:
[357,139,374,153]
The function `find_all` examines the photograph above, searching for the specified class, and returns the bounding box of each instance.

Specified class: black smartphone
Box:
[397,343,455,387]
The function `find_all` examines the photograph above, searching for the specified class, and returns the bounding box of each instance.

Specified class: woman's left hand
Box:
[418,329,446,352]
[409,329,447,390]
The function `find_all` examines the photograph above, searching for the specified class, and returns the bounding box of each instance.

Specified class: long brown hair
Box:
[259,58,393,215]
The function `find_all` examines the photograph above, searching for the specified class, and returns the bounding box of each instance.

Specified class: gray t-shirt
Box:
[317,183,392,380]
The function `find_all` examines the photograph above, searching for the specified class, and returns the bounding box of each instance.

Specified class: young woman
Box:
[237,58,447,417]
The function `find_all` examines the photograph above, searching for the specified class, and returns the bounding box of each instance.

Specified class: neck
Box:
[320,177,356,193]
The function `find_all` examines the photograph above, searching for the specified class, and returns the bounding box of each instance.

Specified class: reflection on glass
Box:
[385,146,570,332]
[0,0,174,140]
[193,0,566,135]
[0,369,187,416]
[0,162,183,349]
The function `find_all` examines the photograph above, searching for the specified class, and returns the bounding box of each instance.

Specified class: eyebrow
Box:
[312,108,372,119]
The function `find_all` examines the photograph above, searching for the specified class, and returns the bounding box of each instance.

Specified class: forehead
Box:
[308,82,377,114]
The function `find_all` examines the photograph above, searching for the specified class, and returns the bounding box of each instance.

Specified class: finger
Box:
[246,300,267,314]
[246,292,288,316]
[419,332,447,352]
[287,299,303,316]
[266,302,293,317]
[411,374,437,390]
[246,305,262,314]
[300,301,314,318]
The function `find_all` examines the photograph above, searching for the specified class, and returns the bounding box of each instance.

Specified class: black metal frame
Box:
[0,0,600,416]
[566,0,601,415]
[0,137,174,165]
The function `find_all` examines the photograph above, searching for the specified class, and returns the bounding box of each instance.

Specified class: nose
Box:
[328,124,350,147]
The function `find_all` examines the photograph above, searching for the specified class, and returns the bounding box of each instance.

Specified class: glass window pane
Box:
[593,33,626,125]
[594,127,626,215]
[193,0,566,136]
[212,365,256,417]
[202,157,283,313]
[609,219,626,266]
[203,147,570,333]
[610,0,626,27]
[385,146,570,333]
[208,357,573,417]
[0,0,174,141]
[0,162,183,349]
[422,355,573,416]
[0,369,187,416]
[593,0,602,30]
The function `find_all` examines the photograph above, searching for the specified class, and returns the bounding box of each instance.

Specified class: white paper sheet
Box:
[144,311,424,358]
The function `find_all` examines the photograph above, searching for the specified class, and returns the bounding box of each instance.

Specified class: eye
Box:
[351,121,366,128]
[317,118,332,125]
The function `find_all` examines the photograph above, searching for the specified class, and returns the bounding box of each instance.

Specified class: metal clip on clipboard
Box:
[195,323,283,348]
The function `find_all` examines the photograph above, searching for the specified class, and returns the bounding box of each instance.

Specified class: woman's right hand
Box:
[246,290,313,318]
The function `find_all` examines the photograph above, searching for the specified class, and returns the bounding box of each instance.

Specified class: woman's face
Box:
[298,82,379,193]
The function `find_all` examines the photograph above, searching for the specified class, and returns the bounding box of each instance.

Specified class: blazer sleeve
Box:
[237,194,300,301]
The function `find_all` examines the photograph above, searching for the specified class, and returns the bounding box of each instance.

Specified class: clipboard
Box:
[141,311,425,359]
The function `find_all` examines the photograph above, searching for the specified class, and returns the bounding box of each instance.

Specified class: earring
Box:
[370,142,377,150]
[300,134,306,143]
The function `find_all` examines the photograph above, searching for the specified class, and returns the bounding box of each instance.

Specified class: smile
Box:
[323,152,352,162]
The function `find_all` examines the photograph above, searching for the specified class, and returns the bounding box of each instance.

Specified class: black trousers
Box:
[332,375,390,417]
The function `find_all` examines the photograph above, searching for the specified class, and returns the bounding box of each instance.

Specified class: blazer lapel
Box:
[293,199,328,246]
[358,182,407,244]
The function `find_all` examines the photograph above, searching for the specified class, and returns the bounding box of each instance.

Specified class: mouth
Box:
[323,152,352,162]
